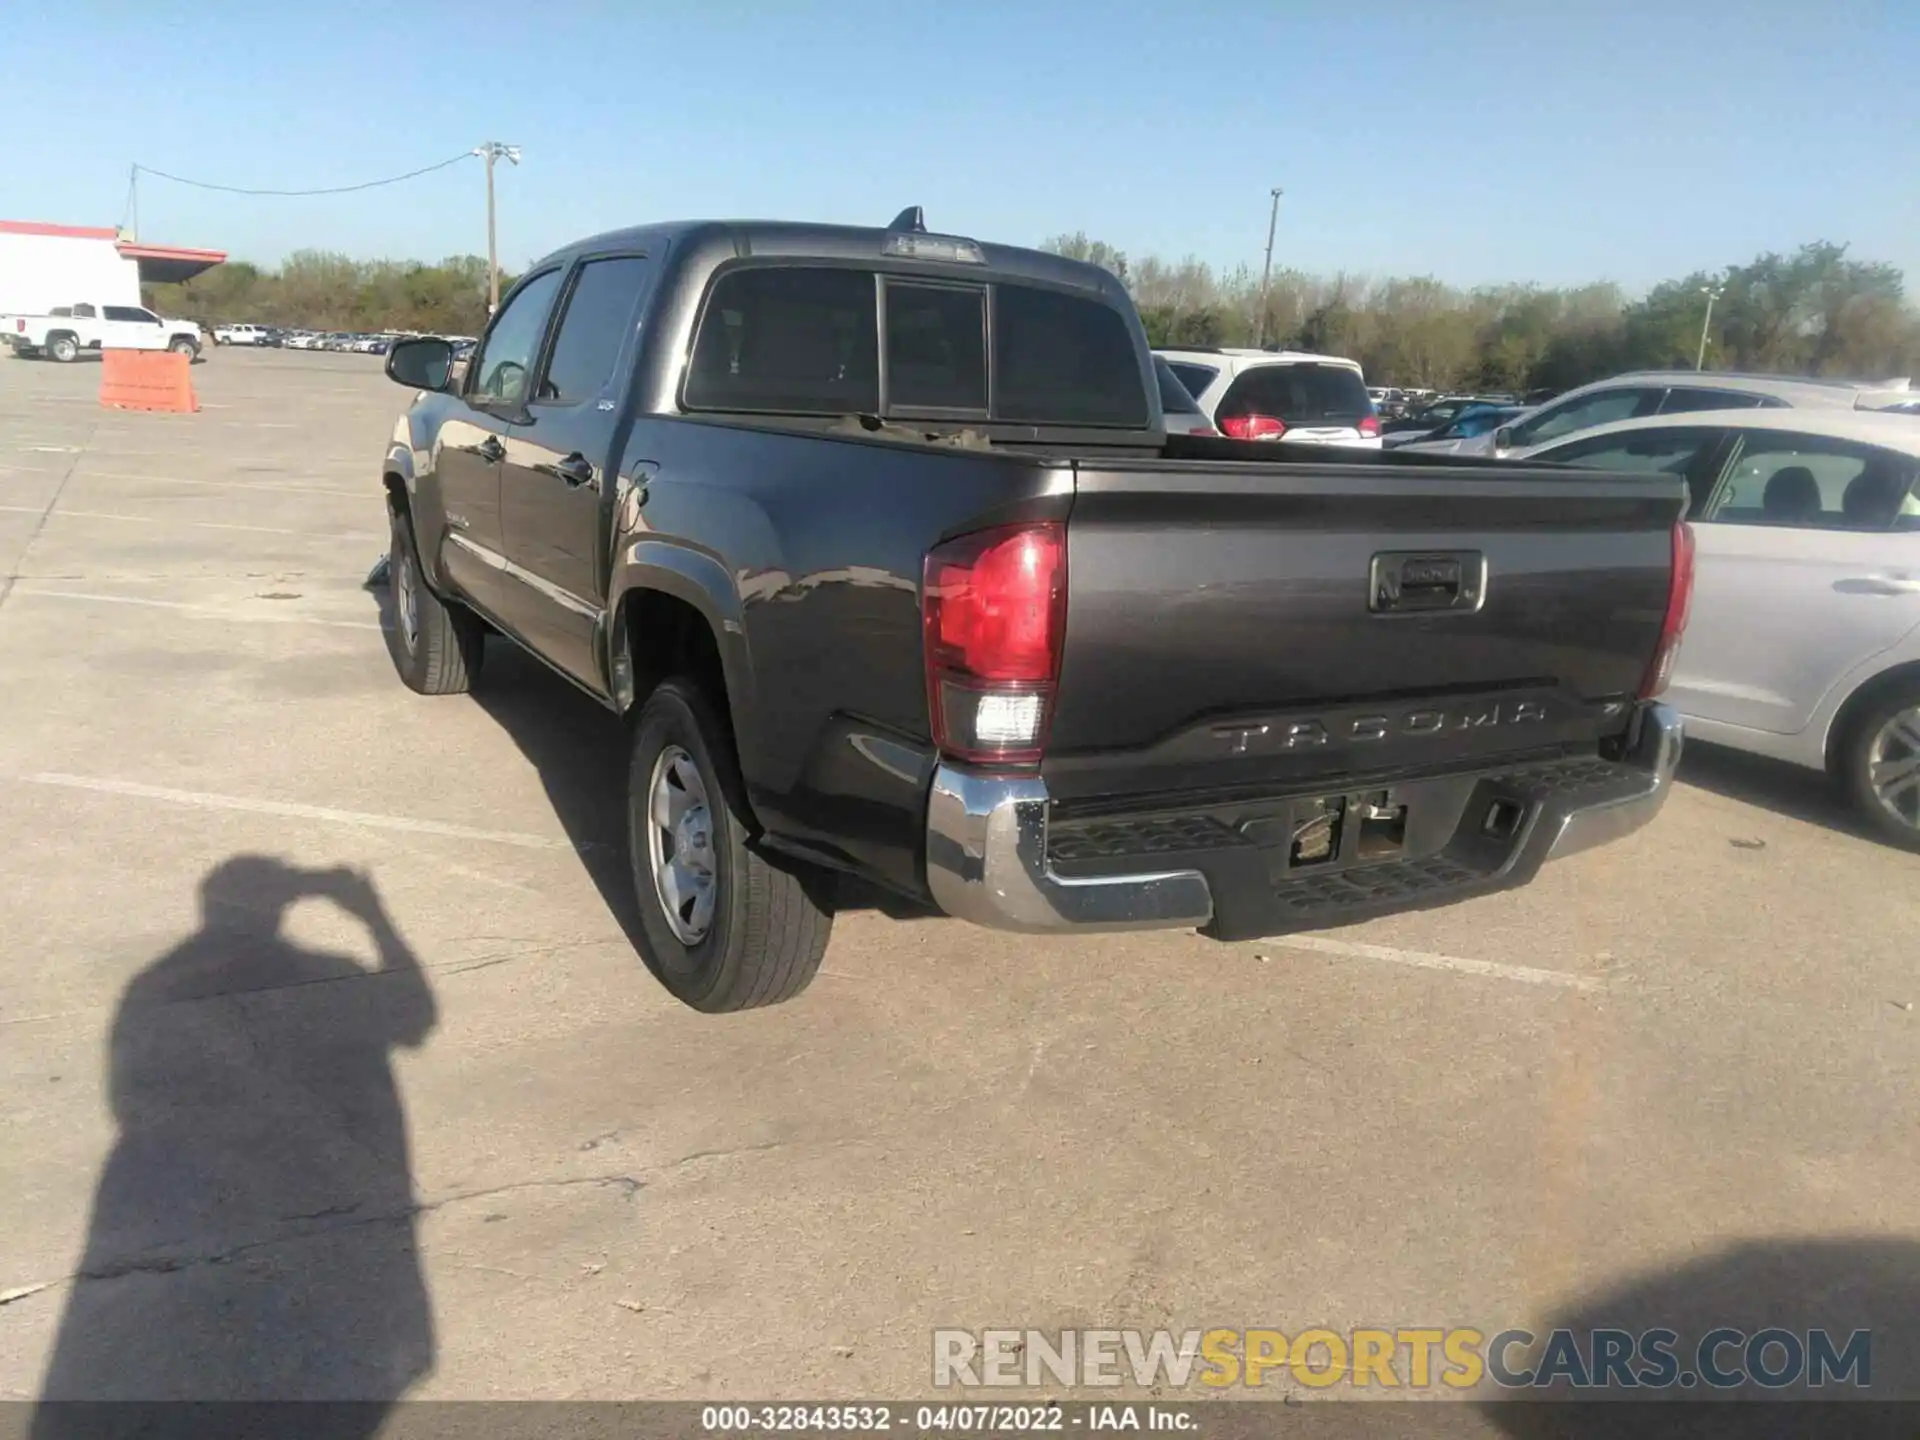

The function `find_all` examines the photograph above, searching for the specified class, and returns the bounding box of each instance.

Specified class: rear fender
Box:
[607,538,756,750]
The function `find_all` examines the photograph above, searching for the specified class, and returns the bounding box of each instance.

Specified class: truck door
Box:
[102,304,163,350]
[499,253,653,690]
[434,268,565,621]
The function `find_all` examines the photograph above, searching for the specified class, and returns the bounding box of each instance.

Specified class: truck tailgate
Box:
[1045,457,1685,806]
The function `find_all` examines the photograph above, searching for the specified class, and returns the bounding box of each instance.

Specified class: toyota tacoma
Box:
[373,209,1691,1012]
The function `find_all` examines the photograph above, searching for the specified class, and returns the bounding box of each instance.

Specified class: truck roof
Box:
[532,220,1127,303]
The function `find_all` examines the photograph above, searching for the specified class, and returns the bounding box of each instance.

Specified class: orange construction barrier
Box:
[99,348,199,414]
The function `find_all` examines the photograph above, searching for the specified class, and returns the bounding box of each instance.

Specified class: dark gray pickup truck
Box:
[375,210,1691,1012]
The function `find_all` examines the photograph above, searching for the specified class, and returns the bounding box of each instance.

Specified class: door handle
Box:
[1836,575,1920,596]
[475,436,505,463]
[550,453,598,489]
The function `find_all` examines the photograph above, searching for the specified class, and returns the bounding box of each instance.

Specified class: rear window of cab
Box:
[683,264,1147,428]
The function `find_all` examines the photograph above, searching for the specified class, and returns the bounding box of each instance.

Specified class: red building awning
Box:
[116,239,229,285]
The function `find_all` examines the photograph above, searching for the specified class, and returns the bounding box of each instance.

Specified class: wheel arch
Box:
[607,546,756,779]
[381,441,460,595]
[1824,658,1920,773]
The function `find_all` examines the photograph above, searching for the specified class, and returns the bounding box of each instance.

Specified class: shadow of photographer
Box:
[32,856,437,1436]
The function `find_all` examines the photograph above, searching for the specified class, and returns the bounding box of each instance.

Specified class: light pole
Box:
[474,142,522,316]
[1695,284,1723,371]
[1256,187,1283,349]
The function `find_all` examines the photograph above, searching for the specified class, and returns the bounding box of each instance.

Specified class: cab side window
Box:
[469,269,564,406]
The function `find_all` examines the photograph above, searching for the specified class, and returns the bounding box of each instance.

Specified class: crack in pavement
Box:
[0,418,99,620]
[11,1174,648,1300]
[25,1131,888,1303]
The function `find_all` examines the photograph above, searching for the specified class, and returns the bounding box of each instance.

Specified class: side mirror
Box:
[1491,425,1514,454]
[385,337,455,393]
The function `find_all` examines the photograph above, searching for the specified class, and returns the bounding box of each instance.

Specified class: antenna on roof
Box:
[889,206,927,234]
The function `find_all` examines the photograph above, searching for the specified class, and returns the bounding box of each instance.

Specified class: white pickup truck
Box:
[4,302,202,362]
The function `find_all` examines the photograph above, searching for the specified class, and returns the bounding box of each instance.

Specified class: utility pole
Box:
[473,142,522,316]
[1256,187,1283,349]
[1696,284,1724,371]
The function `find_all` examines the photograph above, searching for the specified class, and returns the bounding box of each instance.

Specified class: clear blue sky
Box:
[6,0,1916,293]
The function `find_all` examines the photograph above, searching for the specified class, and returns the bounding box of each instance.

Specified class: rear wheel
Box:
[47,334,78,363]
[1840,682,1920,851]
[383,508,483,695]
[625,679,831,1012]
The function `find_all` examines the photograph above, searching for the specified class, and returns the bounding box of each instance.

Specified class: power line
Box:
[132,151,477,198]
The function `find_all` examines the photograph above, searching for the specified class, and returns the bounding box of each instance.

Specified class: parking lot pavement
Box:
[1,349,1916,1407]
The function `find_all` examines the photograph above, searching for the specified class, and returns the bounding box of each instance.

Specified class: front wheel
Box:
[626,679,831,1012]
[169,337,199,360]
[382,508,484,694]
[1840,683,1920,851]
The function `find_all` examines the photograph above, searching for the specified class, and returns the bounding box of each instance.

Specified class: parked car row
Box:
[210,325,481,356]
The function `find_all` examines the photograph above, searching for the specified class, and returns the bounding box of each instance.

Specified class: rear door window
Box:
[992,285,1146,427]
[1701,433,1920,531]
[1217,363,1372,427]
[686,267,880,416]
[535,256,651,405]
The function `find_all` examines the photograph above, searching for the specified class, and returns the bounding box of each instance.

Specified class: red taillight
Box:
[923,523,1066,765]
[1220,413,1287,441]
[1358,414,1381,438]
[1640,521,1696,699]
[13,319,23,333]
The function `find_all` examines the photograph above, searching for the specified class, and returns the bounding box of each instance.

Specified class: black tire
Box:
[383,508,483,695]
[1839,681,1920,852]
[47,334,78,363]
[626,679,831,1012]
[169,337,199,360]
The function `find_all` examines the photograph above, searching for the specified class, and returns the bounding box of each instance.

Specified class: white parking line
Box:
[0,504,378,540]
[8,589,385,630]
[19,773,579,851]
[0,463,367,499]
[1278,934,1604,991]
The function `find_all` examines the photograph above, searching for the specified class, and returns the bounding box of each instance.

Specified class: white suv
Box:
[1156,348,1381,449]
[1464,370,1914,459]
[214,323,266,346]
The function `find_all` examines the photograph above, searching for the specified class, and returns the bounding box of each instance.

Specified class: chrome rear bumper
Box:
[924,703,1683,936]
